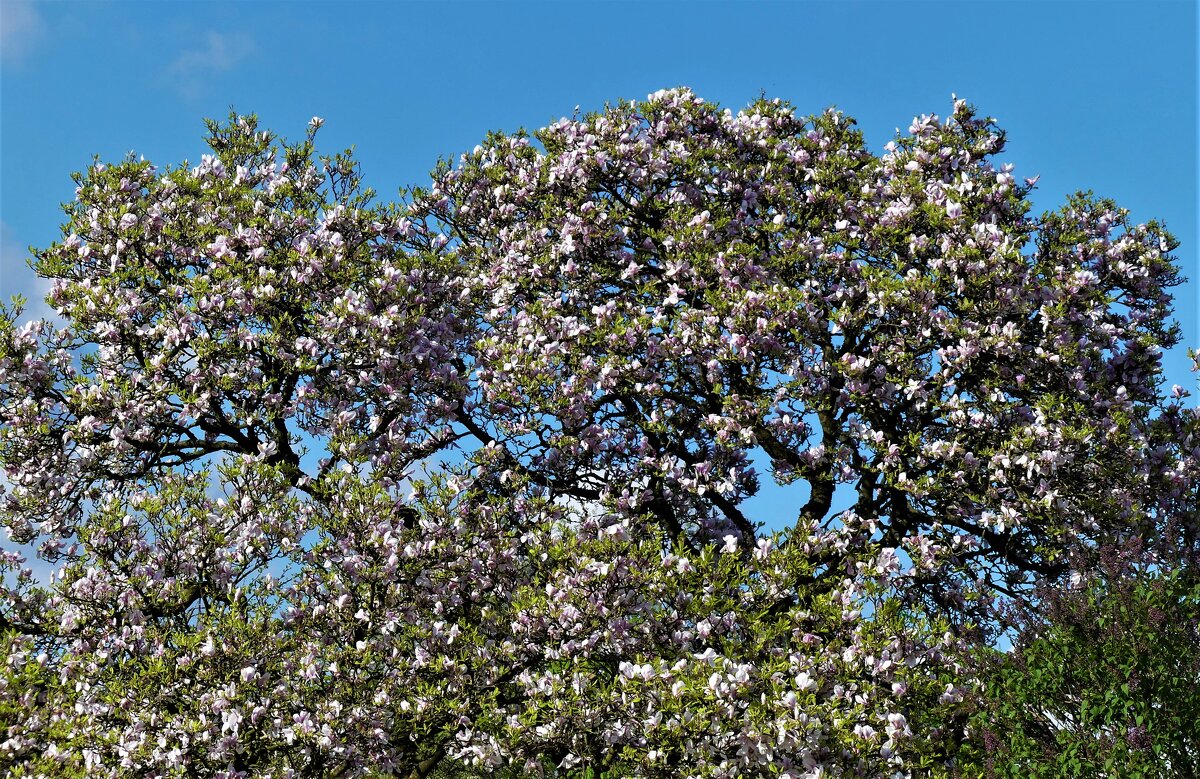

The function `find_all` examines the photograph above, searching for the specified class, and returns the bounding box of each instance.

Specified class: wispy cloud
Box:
[0,0,45,65]
[162,30,255,98]
[0,219,32,294]
[0,220,55,323]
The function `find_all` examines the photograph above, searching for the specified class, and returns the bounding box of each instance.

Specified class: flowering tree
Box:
[1,89,1194,778]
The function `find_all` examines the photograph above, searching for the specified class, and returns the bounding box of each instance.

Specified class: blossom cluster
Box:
[1,92,1193,778]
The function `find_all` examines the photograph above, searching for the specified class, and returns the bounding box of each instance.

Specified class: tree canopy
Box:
[1,88,1196,778]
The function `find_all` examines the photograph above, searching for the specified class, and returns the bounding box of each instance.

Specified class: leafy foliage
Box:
[0,90,1195,778]
[973,554,1200,777]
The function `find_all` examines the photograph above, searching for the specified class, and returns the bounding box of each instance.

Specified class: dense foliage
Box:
[1,89,1195,778]
[973,549,1200,777]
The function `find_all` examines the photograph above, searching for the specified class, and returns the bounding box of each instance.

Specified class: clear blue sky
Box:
[0,0,1197,563]
[2,0,1196,379]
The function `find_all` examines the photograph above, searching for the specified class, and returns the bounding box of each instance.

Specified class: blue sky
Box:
[2,0,1196,384]
[0,0,1196,600]
[1,0,1197,507]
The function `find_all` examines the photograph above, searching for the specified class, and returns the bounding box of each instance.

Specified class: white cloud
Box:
[0,0,45,65]
[0,220,56,324]
[0,219,22,266]
[163,30,255,98]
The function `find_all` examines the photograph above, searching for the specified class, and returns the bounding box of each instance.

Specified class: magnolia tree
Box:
[1,89,1196,779]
